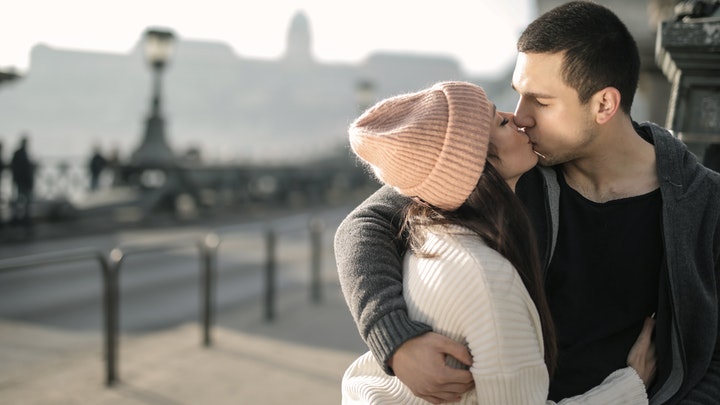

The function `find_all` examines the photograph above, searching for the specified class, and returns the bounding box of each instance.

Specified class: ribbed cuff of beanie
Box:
[365,309,433,376]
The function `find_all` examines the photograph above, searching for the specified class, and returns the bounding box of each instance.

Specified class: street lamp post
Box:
[130,28,177,168]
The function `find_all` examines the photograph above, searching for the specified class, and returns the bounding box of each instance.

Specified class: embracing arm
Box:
[446,242,652,405]
[676,338,720,404]
[336,186,474,403]
[666,211,720,404]
[334,185,432,372]
[673,255,720,404]
[553,316,656,404]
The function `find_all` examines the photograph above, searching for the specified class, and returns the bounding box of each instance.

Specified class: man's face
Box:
[511,52,595,166]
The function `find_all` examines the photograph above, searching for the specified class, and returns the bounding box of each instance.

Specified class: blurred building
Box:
[0,11,504,165]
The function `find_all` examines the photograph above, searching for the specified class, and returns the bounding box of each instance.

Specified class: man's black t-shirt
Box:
[546,170,662,400]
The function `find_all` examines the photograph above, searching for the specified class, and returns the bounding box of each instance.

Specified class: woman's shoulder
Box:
[425,224,509,260]
[418,225,516,280]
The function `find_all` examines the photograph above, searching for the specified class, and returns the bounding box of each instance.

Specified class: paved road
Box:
[0,205,354,333]
[0,284,368,405]
[0,198,374,404]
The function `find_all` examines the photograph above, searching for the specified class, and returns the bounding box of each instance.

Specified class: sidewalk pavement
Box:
[0,281,369,405]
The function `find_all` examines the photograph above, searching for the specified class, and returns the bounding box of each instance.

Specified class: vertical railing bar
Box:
[264,228,276,321]
[199,233,219,347]
[103,248,124,386]
[97,252,114,386]
[309,218,324,304]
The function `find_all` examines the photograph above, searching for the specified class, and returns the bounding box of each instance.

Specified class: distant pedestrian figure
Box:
[0,140,5,227]
[10,135,35,226]
[88,147,107,191]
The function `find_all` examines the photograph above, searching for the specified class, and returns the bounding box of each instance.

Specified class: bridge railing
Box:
[0,217,326,386]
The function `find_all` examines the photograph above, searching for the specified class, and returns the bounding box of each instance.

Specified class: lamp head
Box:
[144,28,176,69]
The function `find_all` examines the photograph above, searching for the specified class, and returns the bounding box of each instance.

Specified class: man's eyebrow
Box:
[510,83,554,99]
[492,104,497,116]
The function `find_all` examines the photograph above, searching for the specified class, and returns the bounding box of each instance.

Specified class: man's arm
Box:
[335,185,474,403]
[334,185,432,371]
[675,257,720,404]
[676,353,720,404]
[672,216,720,404]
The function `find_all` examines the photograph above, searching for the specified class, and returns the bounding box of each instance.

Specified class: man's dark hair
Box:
[517,1,640,114]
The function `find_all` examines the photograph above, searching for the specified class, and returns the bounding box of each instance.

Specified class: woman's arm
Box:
[552,368,648,404]
[431,235,650,404]
[552,310,656,404]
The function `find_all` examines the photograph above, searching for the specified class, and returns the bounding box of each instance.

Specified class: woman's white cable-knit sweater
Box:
[342,225,648,404]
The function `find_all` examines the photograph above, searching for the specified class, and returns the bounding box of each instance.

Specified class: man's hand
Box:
[627,316,657,388]
[389,332,474,404]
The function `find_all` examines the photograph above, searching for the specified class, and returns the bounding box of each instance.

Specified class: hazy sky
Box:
[1,0,536,76]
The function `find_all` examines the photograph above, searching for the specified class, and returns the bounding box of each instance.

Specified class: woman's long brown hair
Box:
[401,160,558,376]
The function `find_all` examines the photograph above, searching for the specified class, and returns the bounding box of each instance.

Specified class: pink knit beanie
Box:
[349,81,493,211]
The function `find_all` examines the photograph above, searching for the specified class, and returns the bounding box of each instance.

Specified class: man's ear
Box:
[592,87,621,124]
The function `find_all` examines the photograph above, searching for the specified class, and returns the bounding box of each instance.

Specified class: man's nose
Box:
[514,98,535,129]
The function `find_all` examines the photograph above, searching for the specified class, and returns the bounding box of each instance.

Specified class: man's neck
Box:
[562,122,658,203]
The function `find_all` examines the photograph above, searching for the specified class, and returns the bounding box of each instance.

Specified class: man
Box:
[10,134,35,227]
[88,146,107,191]
[334,1,720,404]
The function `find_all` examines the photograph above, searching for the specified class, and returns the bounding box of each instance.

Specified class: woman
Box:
[342,81,655,404]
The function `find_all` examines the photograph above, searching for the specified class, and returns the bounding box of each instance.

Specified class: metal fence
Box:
[0,218,326,386]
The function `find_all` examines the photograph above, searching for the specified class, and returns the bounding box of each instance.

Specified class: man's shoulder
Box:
[636,121,720,200]
[634,120,671,138]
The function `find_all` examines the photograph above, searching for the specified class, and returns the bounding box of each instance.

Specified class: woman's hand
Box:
[626,315,657,388]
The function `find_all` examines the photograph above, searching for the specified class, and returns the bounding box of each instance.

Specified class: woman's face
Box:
[489,107,538,189]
